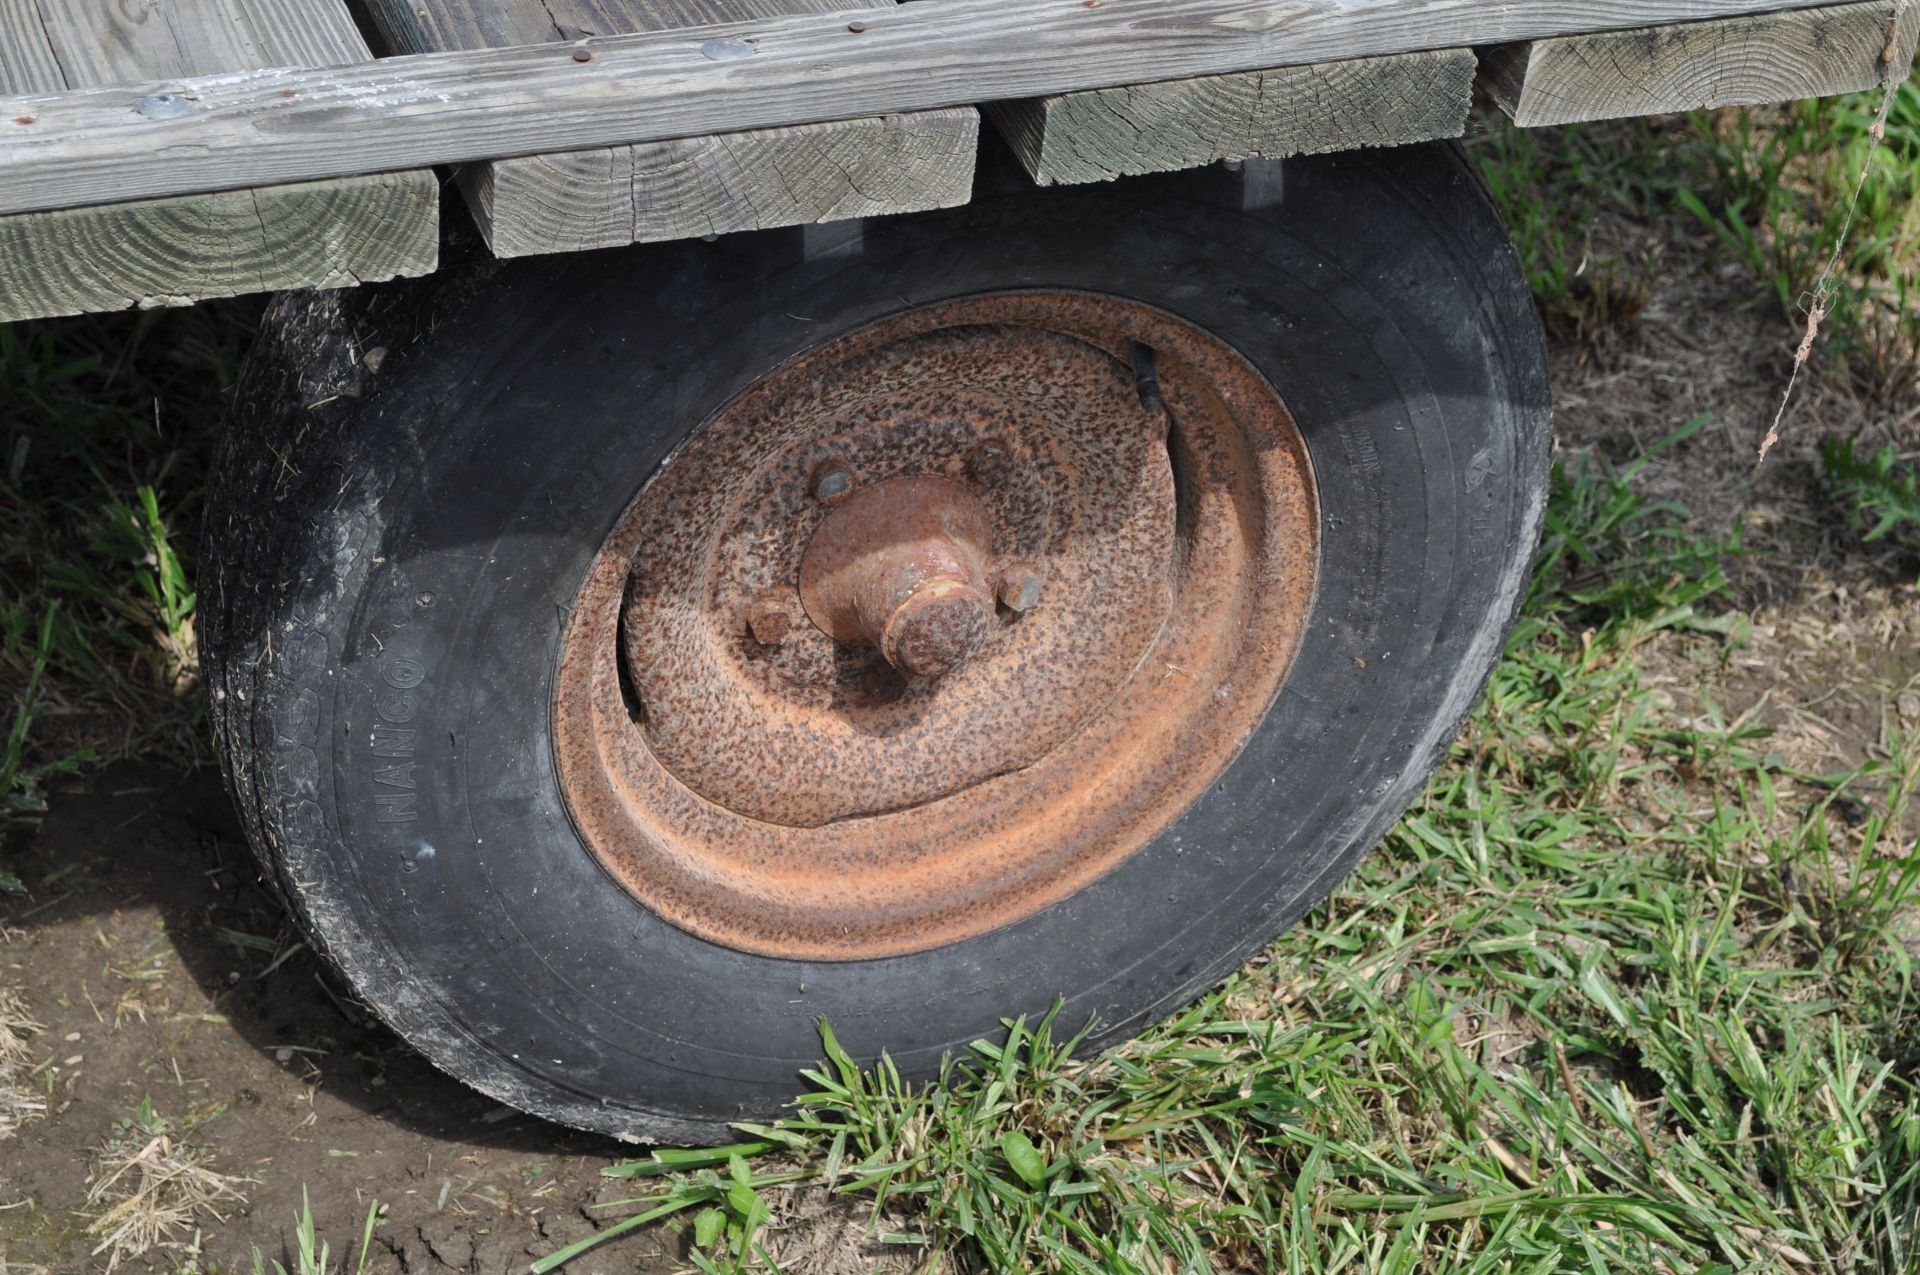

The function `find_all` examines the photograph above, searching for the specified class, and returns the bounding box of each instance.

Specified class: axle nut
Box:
[883,583,994,677]
[798,475,998,679]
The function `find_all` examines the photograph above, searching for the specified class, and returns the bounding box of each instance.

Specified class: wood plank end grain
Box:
[1484,0,1920,127]
[0,169,437,323]
[988,46,1477,186]
[467,105,978,258]
[0,0,438,317]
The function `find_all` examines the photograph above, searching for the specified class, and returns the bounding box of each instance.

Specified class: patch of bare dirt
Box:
[1551,225,1920,778]
[0,765,679,1274]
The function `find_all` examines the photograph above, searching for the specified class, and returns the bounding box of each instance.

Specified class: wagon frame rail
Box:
[0,0,1901,216]
[0,0,1914,321]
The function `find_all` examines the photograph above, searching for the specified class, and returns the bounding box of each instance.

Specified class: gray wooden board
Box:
[0,0,71,93]
[0,0,421,92]
[0,0,1858,217]
[364,0,976,257]
[0,0,436,321]
[1483,0,1920,126]
[458,111,976,256]
[0,173,437,321]
[988,46,1477,186]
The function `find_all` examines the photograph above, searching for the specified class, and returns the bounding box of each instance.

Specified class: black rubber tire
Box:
[203,141,1550,1143]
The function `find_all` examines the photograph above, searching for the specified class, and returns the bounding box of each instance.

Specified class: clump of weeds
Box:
[0,305,252,829]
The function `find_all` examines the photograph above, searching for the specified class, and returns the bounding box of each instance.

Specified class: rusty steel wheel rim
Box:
[553,292,1319,960]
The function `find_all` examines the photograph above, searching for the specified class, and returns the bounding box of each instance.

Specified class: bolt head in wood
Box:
[136,93,191,120]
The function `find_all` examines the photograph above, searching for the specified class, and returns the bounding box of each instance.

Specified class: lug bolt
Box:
[746,596,797,645]
[996,565,1045,613]
[810,461,855,505]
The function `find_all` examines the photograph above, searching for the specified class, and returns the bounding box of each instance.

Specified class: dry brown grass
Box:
[83,1111,248,1272]
[756,1186,924,1274]
[0,1259,54,1275]
[0,982,45,1142]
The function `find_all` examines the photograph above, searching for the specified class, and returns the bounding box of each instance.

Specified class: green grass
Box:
[1473,66,1920,399]
[1680,77,1920,401]
[248,1191,384,1275]
[1470,118,1670,342]
[549,430,1920,1274]
[1823,437,1920,560]
[160,1191,385,1275]
[0,307,248,827]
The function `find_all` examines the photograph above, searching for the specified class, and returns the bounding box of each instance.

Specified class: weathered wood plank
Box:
[0,1,66,93]
[0,0,1858,217]
[369,0,884,49]
[1483,0,1920,127]
[163,2,360,77]
[989,46,1476,186]
[27,0,195,85]
[0,173,437,322]
[0,0,436,322]
[3,0,389,92]
[463,111,977,256]
[365,0,975,257]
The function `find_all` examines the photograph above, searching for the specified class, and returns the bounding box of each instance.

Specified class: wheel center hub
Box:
[797,475,997,679]
[615,316,1179,829]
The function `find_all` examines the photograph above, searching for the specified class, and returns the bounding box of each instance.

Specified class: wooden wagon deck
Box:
[2,0,1915,321]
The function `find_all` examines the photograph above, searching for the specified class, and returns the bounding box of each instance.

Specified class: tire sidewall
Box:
[240,145,1550,1140]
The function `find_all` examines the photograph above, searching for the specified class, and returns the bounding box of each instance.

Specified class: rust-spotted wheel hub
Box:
[796,474,999,679]
[554,293,1318,960]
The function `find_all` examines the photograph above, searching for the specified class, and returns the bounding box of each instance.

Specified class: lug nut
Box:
[966,438,1011,485]
[996,565,1045,613]
[810,461,855,505]
[746,596,796,645]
